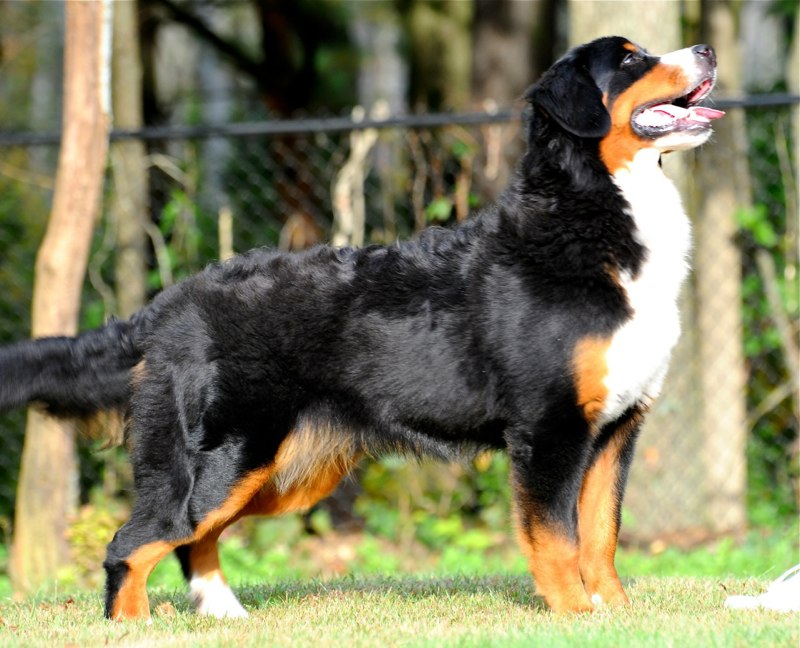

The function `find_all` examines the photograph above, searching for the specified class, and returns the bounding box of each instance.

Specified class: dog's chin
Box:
[646,126,715,153]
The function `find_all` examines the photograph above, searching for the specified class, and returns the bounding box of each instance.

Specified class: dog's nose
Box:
[691,44,716,67]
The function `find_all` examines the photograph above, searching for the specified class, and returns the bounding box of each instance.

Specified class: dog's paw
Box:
[190,574,249,619]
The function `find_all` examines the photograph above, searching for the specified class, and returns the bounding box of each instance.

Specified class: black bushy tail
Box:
[0,317,144,417]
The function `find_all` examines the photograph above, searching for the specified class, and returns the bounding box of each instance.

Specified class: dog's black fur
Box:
[0,36,720,618]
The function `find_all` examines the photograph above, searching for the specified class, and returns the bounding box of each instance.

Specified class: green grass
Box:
[0,575,797,647]
[147,518,800,591]
[0,519,797,645]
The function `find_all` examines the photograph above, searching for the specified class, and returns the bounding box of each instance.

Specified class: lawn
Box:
[0,517,797,646]
[0,574,797,647]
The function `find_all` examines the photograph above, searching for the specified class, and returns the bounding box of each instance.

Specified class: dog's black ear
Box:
[524,56,610,139]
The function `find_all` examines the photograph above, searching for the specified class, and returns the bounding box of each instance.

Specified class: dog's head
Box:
[526,36,724,173]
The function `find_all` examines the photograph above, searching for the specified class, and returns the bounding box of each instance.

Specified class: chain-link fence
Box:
[0,100,797,545]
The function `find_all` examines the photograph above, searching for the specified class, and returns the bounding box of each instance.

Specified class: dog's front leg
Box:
[577,407,643,607]
[509,433,594,614]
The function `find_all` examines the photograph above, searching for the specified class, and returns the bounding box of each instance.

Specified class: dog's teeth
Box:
[635,109,673,127]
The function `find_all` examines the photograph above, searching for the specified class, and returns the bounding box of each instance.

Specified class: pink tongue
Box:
[692,106,725,120]
[654,104,688,119]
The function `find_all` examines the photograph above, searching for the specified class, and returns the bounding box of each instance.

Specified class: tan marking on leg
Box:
[573,337,610,428]
[578,414,641,607]
[194,465,276,538]
[246,454,360,516]
[270,419,360,493]
[110,422,360,621]
[186,531,248,618]
[515,519,593,614]
[110,468,274,621]
[111,540,176,621]
[577,440,628,607]
[187,531,225,580]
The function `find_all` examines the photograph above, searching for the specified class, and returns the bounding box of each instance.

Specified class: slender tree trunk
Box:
[405,0,473,111]
[694,0,748,533]
[568,0,701,541]
[11,0,112,594]
[472,0,553,106]
[472,0,554,197]
[112,0,148,318]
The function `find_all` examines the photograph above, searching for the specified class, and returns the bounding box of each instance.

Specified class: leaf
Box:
[425,197,453,222]
[735,204,776,247]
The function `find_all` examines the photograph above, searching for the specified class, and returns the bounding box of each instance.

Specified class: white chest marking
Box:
[599,149,691,427]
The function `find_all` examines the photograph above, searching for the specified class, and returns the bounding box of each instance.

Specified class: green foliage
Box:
[0,152,51,520]
[147,187,207,291]
[736,204,778,247]
[617,521,799,578]
[58,494,130,591]
[739,105,799,521]
[425,196,453,222]
[357,453,511,553]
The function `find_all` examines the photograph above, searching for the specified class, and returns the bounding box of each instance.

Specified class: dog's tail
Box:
[0,316,144,418]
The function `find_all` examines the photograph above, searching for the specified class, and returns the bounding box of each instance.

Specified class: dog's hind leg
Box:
[175,527,248,619]
[171,456,356,619]
[577,407,642,607]
[509,423,594,614]
[104,458,276,620]
[103,509,182,621]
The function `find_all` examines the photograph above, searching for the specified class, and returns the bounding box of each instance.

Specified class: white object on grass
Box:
[724,564,800,612]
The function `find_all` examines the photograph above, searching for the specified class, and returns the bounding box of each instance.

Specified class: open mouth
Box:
[632,77,725,136]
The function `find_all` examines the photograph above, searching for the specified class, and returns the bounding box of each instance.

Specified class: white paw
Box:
[189,573,249,619]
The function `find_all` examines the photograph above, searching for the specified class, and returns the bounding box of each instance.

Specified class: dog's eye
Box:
[621,52,640,66]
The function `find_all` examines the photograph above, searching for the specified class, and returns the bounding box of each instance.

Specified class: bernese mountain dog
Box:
[0,36,723,619]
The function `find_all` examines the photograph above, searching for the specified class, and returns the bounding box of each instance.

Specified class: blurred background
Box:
[0,0,797,596]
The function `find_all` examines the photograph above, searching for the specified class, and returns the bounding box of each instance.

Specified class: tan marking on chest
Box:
[573,337,611,428]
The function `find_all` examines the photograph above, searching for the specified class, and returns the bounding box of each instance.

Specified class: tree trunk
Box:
[11,0,112,594]
[111,0,148,319]
[569,2,749,539]
[405,0,473,111]
[569,1,706,541]
[693,0,748,533]
[568,1,681,51]
[472,0,554,106]
[472,0,554,196]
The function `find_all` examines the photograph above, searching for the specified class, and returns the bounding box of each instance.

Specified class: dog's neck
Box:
[612,147,692,296]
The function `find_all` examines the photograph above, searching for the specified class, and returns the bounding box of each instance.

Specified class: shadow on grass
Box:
[242,574,547,611]
[149,573,552,615]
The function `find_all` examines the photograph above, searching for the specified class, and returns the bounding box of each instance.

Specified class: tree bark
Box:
[11,0,112,594]
[694,0,748,534]
[111,0,148,319]
[405,0,473,111]
[472,0,554,106]
[569,1,748,539]
[471,0,554,197]
[569,1,704,540]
